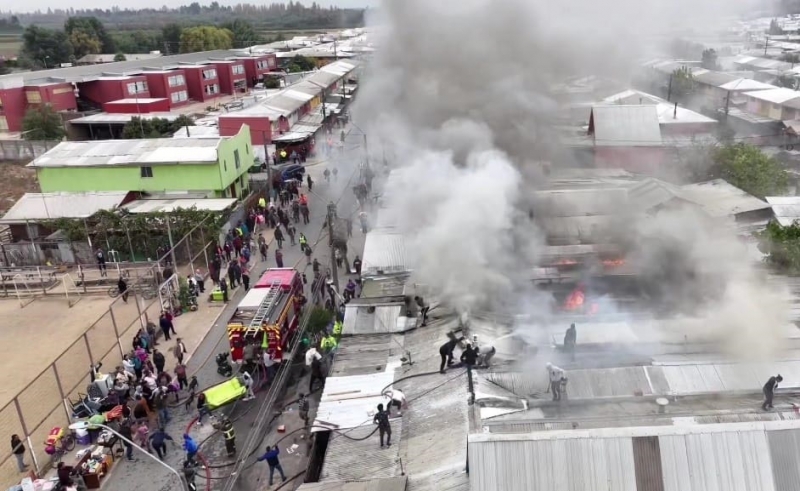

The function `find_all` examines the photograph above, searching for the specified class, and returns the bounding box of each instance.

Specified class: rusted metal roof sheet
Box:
[633,436,666,491]
[320,422,404,481]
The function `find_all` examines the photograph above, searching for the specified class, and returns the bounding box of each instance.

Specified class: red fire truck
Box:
[227,268,304,362]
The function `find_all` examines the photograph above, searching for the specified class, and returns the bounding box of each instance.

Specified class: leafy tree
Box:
[769,18,785,35]
[307,307,333,336]
[759,221,800,273]
[69,29,102,59]
[161,23,182,54]
[114,52,126,62]
[0,61,9,75]
[783,53,800,66]
[711,143,788,198]
[264,76,281,89]
[113,31,161,54]
[122,116,195,139]
[670,66,695,102]
[777,74,798,90]
[179,26,233,53]
[286,54,316,73]
[64,16,114,53]
[222,19,262,49]
[701,48,719,70]
[21,105,66,140]
[21,25,73,67]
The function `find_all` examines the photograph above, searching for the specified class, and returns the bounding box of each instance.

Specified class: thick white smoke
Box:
[352,0,789,358]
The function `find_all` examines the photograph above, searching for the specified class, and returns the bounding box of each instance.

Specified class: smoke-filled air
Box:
[351,0,789,359]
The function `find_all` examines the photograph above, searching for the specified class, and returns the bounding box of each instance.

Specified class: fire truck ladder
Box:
[244,280,283,338]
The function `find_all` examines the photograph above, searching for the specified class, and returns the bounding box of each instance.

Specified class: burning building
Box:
[529,169,773,317]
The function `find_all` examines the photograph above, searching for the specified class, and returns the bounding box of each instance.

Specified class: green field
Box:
[0,33,21,57]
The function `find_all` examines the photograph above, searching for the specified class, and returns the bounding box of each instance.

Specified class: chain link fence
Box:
[0,283,162,488]
[0,214,227,489]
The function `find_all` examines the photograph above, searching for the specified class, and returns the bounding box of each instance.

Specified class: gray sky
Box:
[11,0,379,13]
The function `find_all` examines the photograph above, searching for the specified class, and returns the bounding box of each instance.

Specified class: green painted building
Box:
[29,125,254,198]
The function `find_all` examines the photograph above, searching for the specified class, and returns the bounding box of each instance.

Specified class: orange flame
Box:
[563,288,585,311]
[602,259,625,267]
[556,259,578,266]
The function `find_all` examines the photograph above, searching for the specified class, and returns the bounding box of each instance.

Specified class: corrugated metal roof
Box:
[0,191,129,223]
[720,79,778,92]
[591,105,662,147]
[484,372,544,397]
[768,429,800,491]
[297,477,408,491]
[568,366,668,399]
[537,215,616,243]
[29,138,221,168]
[314,369,397,431]
[469,423,799,491]
[359,275,410,299]
[660,431,775,491]
[78,53,163,63]
[122,198,236,213]
[362,231,408,276]
[342,304,411,335]
[401,359,469,491]
[0,49,249,84]
[655,103,718,125]
[320,422,404,481]
[681,179,770,218]
[693,70,740,87]
[69,112,180,124]
[603,89,664,105]
[628,178,687,210]
[469,437,637,491]
[745,88,800,104]
[172,126,220,139]
[766,196,800,226]
[329,333,397,377]
[659,361,800,395]
[532,188,629,217]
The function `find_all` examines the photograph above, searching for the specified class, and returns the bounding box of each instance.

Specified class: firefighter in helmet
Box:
[221,416,236,457]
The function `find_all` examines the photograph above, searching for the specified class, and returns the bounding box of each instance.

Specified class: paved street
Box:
[102,126,370,491]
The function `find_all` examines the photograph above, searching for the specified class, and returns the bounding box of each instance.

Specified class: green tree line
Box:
[18,15,283,68]
[9,1,364,32]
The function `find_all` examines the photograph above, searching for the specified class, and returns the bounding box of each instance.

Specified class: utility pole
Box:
[724,91,731,119]
[262,131,272,201]
[363,133,370,177]
[666,74,673,102]
[765,36,769,57]
[327,201,339,292]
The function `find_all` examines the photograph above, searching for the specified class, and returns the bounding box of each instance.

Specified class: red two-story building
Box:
[0,76,78,132]
[78,75,150,109]
[237,53,279,87]
[179,64,221,103]
[140,69,190,108]
[209,60,247,94]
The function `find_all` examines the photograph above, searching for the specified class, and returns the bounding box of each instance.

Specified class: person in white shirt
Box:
[263,350,278,381]
[240,371,255,401]
[546,362,566,401]
[305,346,322,367]
[143,373,158,391]
[383,389,407,416]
